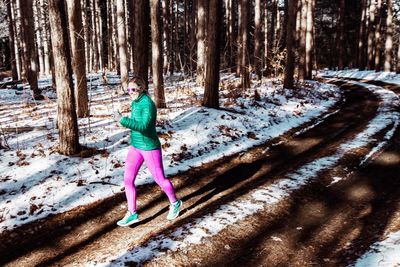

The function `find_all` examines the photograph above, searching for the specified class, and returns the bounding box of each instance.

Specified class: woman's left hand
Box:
[113,110,123,122]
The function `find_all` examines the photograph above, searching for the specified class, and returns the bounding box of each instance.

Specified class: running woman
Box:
[113,77,183,227]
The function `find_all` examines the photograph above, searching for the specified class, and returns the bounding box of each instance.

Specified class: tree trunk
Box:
[236,0,242,76]
[48,0,80,155]
[117,0,129,92]
[374,0,383,72]
[150,0,166,108]
[358,0,367,70]
[162,0,171,74]
[254,0,262,80]
[298,0,308,79]
[196,0,207,85]
[367,0,376,70]
[337,0,345,70]
[264,0,269,76]
[305,0,315,79]
[384,0,393,72]
[6,0,18,80]
[33,0,44,77]
[66,0,89,118]
[134,0,150,87]
[203,0,222,108]
[239,0,250,89]
[10,0,22,79]
[396,37,400,73]
[99,0,108,71]
[19,0,42,99]
[283,0,298,89]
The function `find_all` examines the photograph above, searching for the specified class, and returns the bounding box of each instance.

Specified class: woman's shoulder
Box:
[140,93,156,107]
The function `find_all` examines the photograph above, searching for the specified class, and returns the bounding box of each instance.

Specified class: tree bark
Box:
[6,0,18,80]
[162,0,171,74]
[117,0,129,92]
[367,0,376,70]
[203,0,222,108]
[298,0,308,78]
[239,0,250,89]
[283,0,298,89]
[396,36,400,73]
[337,0,345,70]
[196,0,207,85]
[305,0,315,79]
[33,0,44,77]
[264,0,269,76]
[150,0,166,108]
[358,0,367,70]
[66,0,89,118]
[374,0,383,72]
[48,0,80,155]
[134,0,150,87]
[19,0,42,99]
[254,0,262,80]
[384,0,393,72]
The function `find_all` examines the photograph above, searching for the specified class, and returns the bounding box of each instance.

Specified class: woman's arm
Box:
[119,101,153,132]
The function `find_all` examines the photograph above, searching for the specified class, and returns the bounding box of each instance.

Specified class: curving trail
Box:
[1,79,400,267]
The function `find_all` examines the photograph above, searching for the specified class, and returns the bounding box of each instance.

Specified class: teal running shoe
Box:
[167,199,183,220]
[117,211,139,227]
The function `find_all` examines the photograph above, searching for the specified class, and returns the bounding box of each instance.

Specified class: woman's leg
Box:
[141,148,177,203]
[124,146,144,213]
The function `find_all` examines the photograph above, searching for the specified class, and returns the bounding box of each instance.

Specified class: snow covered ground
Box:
[318,69,400,85]
[0,72,341,232]
[352,230,400,267]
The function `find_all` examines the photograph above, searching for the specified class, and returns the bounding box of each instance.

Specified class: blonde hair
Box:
[128,76,148,95]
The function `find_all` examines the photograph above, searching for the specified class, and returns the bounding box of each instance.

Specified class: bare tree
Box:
[358,0,367,70]
[133,0,150,87]
[19,0,42,99]
[6,0,18,80]
[305,0,315,79]
[384,0,393,72]
[48,0,80,155]
[337,0,345,70]
[117,0,128,92]
[239,0,250,89]
[66,0,89,117]
[203,0,222,108]
[284,0,298,89]
[254,0,262,80]
[374,0,383,72]
[150,0,166,108]
[367,0,376,70]
[196,0,207,85]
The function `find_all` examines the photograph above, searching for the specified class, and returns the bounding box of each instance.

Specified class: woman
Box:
[113,77,182,227]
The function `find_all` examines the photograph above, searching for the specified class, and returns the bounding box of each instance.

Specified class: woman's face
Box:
[127,82,140,100]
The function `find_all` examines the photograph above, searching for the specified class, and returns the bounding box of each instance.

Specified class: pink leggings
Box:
[123,146,177,213]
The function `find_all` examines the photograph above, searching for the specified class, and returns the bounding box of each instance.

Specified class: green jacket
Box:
[119,92,161,150]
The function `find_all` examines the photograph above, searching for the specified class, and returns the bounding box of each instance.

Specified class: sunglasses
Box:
[127,86,140,93]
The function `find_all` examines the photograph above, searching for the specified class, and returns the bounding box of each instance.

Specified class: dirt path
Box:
[2,79,399,266]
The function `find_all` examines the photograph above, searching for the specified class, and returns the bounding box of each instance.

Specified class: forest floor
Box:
[1,71,400,266]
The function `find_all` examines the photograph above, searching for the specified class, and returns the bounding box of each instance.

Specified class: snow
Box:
[92,78,400,266]
[318,69,400,86]
[0,73,341,232]
[329,176,343,186]
[351,230,400,267]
